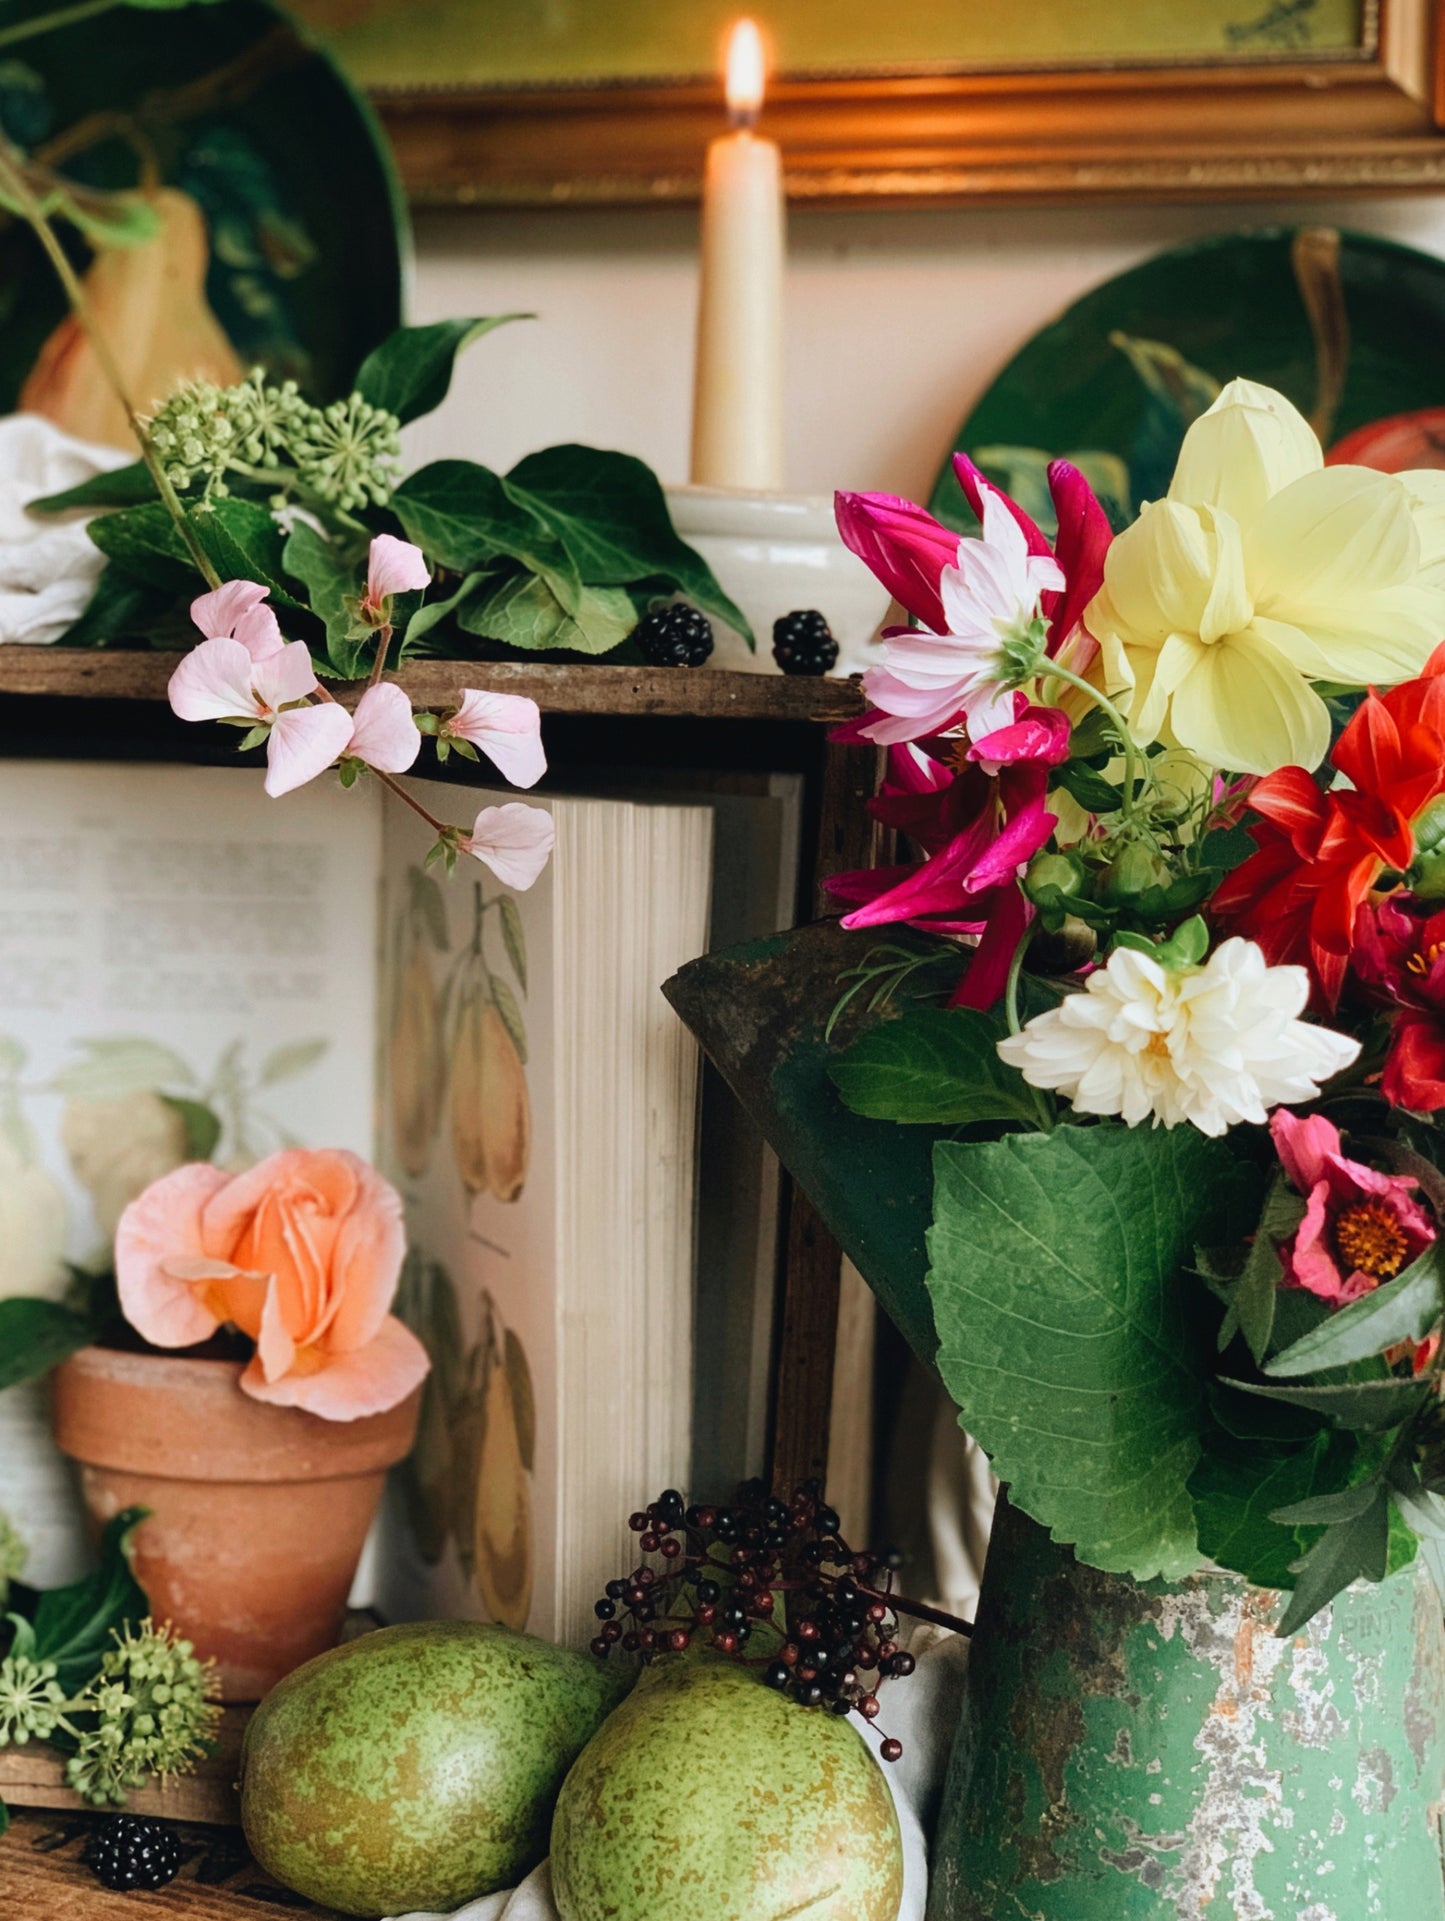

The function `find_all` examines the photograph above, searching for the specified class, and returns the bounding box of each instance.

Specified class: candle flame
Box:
[725,18,767,123]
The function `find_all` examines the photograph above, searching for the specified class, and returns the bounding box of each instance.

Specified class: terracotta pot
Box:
[51,1346,421,1702]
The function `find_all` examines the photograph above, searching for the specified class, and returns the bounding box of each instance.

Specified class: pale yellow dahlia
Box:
[1085,379,1445,777]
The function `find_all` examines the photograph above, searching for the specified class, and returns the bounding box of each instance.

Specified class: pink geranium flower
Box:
[465,802,555,890]
[361,534,430,627]
[443,690,546,789]
[167,629,353,798]
[1270,1109,1436,1305]
[346,682,422,774]
[115,1149,429,1420]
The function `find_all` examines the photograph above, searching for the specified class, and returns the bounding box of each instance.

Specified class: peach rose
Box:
[115,1149,428,1421]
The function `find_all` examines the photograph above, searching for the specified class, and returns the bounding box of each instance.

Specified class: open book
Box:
[0,758,794,1646]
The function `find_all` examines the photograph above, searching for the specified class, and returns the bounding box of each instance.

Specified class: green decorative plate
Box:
[0,0,407,421]
[930,226,1445,537]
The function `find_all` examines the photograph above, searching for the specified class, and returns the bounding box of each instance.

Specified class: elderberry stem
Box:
[855,1583,973,1638]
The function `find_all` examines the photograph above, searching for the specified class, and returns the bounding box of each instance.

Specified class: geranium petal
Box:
[367,533,431,601]
[465,802,556,890]
[451,689,547,788]
[190,579,270,641]
[167,636,259,723]
[252,637,320,710]
[264,702,354,797]
[115,1162,232,1347]
[347,683,422,774]
[232,604,285,662]
[239,1313,429,1420]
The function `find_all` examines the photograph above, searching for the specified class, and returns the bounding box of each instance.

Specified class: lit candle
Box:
[689,18,786,491]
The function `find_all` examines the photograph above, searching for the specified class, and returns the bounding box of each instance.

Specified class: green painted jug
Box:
[929,1498,1445,1921]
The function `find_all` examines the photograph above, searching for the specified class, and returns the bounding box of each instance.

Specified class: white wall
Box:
[408,194,1445,505]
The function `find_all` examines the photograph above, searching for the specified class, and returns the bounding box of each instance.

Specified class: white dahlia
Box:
[997,936,1359,1136]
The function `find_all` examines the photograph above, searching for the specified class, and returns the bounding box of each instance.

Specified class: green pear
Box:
[551,1657,904,1921]
[240,1621,630,1918]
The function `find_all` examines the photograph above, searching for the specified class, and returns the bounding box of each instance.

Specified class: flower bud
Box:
[1099,842,1171,903]
[1024,850,1087,904]
[1410,797,1445,899]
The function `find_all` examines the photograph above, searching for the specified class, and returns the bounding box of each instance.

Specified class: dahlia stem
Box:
[1042,660,1147,823]
[0,137,221,590]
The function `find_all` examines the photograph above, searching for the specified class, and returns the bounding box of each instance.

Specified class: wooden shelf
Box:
[0,648,867,724]
[1,1807,344,1917]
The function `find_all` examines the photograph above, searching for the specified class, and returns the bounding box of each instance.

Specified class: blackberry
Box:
[772,609,838,676]
[635,603,714,667]
[85,1815,184,1892]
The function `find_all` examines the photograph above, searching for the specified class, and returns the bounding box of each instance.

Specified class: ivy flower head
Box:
[0,1651,69,1746]
[996,926,1359,1135]
[65,1618,221,1807]
[1086,378,1445,777]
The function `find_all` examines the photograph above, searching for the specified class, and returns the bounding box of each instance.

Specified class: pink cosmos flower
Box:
[115,1148,429,1421]
[346,683,422,774]
[190,579,283,659]
[361,534,430,626]
[828,743,1059,1010]
[167,633,353,798]
[1270,1109,1436,1305]
[443,690,546,789]
[464,802,555,890]
[834,455,1111,755]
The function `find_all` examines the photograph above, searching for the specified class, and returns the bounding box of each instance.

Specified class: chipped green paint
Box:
[550,1656,903,1920]
[930,1501,1445,1921]
[240,1620,630,1917]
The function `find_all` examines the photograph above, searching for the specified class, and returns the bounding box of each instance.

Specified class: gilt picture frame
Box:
[288,0,1445,208]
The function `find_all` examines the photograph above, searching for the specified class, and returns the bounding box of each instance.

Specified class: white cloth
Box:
[385,1634,971,1921]
[0,412,129,644]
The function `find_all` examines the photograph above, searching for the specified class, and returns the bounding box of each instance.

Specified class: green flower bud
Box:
[1024,849,1088,904]
[1099,842,1172,904]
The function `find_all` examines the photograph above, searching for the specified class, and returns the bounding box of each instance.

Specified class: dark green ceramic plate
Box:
[0,0,407,410]
[930,226,1445,538]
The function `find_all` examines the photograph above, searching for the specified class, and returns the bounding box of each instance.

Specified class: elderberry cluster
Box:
[590,1479,913,1761]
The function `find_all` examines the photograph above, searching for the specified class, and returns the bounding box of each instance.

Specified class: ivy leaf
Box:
[283,520,367,677]
[458,569,633,656]
[24,1509,149,1695]
[392,460,579,609]
[829,1007,1040,1128]
[926,1123,1254,1581]
[355,317,529,426]
[90,499,299,606]
[506,444,751,642]
[29,460,154,514]
[51,566,173,648]
[0,1298,110,1392]
[1266,1246,1444,1378]
[1275,1483,1391,1635]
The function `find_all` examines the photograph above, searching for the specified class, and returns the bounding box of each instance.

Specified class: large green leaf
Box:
[507,444,751,641]
[392,460,579,607]
[927,1123,1253,1580]
[355,317,527,426]
[1266,1246,1444,1378]
[829,1006,1040,1128]
[52,566,172,648]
